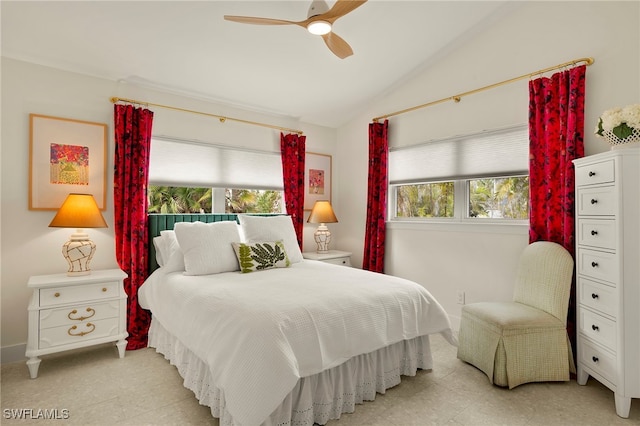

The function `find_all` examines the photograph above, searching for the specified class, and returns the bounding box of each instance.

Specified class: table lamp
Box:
[307,200,338,253]
[49,193,107,276]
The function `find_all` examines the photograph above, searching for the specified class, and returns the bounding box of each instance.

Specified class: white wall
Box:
[335,1,640,329]
[0,59,337,361]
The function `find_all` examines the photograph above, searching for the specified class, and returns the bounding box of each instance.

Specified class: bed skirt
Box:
[148,318,434,425]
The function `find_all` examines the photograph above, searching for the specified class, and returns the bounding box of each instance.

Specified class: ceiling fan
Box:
[224,0,367,59]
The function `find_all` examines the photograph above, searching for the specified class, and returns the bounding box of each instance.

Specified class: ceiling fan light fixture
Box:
[307,20,331,35]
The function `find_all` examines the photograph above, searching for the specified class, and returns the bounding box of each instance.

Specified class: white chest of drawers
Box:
[25,269,128,378]
[573,147,639,418]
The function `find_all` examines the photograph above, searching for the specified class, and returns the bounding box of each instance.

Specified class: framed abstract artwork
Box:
[29,114,107,210]
[304,152,332,211]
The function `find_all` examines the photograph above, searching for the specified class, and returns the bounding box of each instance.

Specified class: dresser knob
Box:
[591,230,598,236]
[591,293,599,299]
[54,292,60,297]
[588,171,596,177]
[102,287,107,292]
[592,324,599,331]
[590,199,598,204]
[591,262,598,268]
[592,356,599,363]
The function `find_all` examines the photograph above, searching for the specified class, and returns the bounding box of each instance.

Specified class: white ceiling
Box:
[1,1,509,128]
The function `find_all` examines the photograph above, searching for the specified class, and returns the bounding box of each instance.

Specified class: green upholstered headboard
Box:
[147,213,280,273]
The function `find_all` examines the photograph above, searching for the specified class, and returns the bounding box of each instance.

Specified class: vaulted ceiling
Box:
[1,1,510,127]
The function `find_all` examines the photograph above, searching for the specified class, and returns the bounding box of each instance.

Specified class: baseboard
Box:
[2,343,26,364]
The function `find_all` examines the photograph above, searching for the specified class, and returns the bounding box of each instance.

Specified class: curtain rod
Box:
[110,97,304,135]
[372,57,594,123]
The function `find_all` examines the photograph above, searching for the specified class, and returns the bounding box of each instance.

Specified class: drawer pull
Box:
[102,288,107,292]
[591,262,598,268]
[588,171,596,177]
[592,356,599,363]
[590,199,598,204]
[592,324,599,331]
[591,230,598,236]
[591,293,599,299]
[68,323,95,337]
[54,292,60,298]
[68,307,95,321]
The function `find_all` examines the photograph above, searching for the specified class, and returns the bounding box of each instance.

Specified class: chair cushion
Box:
[462,301,565,336]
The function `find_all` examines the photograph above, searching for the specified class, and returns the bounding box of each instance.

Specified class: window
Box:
[147,137,284,214]
[147,186,282,214]
[395,181,454,218]
[468,176,529,219]
[389,126,529,222]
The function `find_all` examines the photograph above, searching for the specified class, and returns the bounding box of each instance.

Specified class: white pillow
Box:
[174,221,240,275]
[160,230,185,273]
[238,215,303,263]
[153,236,165,267]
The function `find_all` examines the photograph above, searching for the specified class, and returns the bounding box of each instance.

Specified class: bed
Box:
[139,213,456,425]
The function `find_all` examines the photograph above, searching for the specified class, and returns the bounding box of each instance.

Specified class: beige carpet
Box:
[1,333,637,425]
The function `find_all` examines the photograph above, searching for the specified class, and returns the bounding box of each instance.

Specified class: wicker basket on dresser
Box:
[573,146,639,418]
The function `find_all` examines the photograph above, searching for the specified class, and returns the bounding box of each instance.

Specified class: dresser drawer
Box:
[39,317,120,349]
[578,339,617,385]
[577,186,617,216]
[40,282,120,307]
[577,219,616,250]
[577,249,619,284]
[579,278,617,318]
[575,159,614,187]
[40,301,120,329]
[579,309,616,351]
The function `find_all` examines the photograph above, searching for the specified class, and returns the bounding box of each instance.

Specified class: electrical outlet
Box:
[456,290,465,305]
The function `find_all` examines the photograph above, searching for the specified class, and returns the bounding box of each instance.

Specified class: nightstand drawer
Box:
[577,219,616,250]
[39,317,120,349]
[578,339,616,385]
[40,301,120,329]
[578,278,617,318]
[577,249,618,284]
[40,281,120,307]
[323,257,352,266]
[575,159,614,187]
[579,309,616,351]
[577,186,617,216]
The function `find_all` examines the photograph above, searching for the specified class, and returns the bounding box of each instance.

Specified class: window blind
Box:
[149,137,283,190]
[389,125,529,184]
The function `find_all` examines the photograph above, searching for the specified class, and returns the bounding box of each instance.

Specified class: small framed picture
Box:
[29,114,107,210]
[304,152,332,211]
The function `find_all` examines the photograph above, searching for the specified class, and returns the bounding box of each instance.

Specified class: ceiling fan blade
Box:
[321,32,354,59]
[321,0,367,23]
[224,15,300,26]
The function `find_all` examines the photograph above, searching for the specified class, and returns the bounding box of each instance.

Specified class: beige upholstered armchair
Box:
[457,241,575,388]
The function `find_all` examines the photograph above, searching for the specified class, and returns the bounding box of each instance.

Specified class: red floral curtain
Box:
[363,120,389,273]
[280,132,306,248]
[529,64,586,355]
[113,104,154,350]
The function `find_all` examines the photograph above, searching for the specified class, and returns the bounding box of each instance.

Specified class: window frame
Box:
[388,124,530,226]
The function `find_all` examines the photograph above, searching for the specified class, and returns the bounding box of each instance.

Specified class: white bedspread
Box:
[139,260,455,426]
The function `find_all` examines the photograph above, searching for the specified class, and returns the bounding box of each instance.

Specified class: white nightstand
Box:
[25,268,128,378]
[303,250,352,267]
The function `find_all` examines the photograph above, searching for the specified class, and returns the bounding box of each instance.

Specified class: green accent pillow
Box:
[232,241,291,273]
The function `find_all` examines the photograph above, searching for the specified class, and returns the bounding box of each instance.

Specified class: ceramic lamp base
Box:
[314,224,332,253]
[62,231,96,276]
